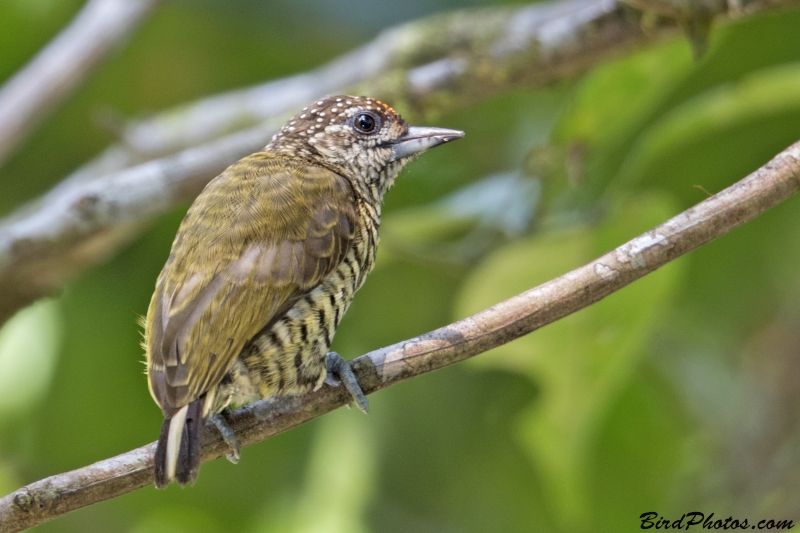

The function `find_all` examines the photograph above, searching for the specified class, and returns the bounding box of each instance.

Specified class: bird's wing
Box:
[145,152,357,415]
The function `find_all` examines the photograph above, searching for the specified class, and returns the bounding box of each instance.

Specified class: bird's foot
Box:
[209,408,240,464]
[325,352,369,414]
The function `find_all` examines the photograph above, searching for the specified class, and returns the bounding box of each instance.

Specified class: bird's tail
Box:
[154,398,204,488]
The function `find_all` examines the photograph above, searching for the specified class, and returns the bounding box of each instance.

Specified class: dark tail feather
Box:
[154,416,171,488]
[176,399,203,485]
[154,397,205,488]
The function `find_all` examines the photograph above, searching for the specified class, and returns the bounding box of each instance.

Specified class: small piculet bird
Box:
[144,95,464,488]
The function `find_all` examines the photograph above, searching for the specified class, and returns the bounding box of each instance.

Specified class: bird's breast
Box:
[215,209,380,408]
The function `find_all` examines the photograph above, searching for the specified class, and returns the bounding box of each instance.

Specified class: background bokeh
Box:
[1,0,800,531]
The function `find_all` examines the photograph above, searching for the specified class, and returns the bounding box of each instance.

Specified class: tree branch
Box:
[2,0,798,327]
[119,0,642,158]
[2,0,655,326]
[1,139,798,533]
[117,0,796,158]
[0,0,161,168]
[0,125,271,326]
[55,0,658,188]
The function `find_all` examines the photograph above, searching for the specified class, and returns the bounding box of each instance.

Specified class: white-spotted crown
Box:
[266,96,411,196]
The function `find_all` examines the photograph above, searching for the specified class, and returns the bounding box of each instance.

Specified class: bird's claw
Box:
[325,352,369,414]
[209,409,240,464]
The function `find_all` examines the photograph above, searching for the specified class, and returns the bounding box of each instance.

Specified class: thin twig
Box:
[1,139,798,533]
[0,0,160,168]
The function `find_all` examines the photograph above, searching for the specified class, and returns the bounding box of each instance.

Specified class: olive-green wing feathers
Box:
[145,153,357,415]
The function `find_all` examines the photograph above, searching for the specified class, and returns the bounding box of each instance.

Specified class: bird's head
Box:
[266,95,464,201]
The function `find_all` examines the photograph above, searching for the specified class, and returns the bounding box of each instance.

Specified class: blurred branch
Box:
[54,0,656,187]
[2,139,799,533]
[0,0,798,326]
[2,0,797,327]
[118,0,797,158]
[4,0,662,327]
[0,126,270,326]
[118,0,634,158]
[618,0,799,57]
[0,0,161,169]
[622,0,798,20]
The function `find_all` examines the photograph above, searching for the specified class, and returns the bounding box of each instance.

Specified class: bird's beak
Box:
[389,127,465,161]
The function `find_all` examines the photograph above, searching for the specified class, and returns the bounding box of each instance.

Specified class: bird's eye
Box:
[353,112,379,134]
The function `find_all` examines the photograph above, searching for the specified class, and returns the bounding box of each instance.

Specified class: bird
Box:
[143,95,464,488]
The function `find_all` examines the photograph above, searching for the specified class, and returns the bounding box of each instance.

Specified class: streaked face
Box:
[268,95,409,183]
[268,95,464,198]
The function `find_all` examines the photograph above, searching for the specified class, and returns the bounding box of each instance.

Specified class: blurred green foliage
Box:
[1,0,800,531]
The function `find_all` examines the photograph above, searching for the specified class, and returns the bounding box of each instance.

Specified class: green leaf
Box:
[0,299,62,422]
[0,458,20,499]
[132,506,223,533]
[553,41,693,151]
[614,62,800,191]
[454,193,685,531]
[248,410,376,533]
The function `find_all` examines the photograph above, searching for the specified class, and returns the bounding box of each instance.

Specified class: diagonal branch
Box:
[117,0,797,158]
[0,0,161,168]
[1,139,798,533]
[59,0,645,189]
[118,0,642,158]
[0,125,272,326]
